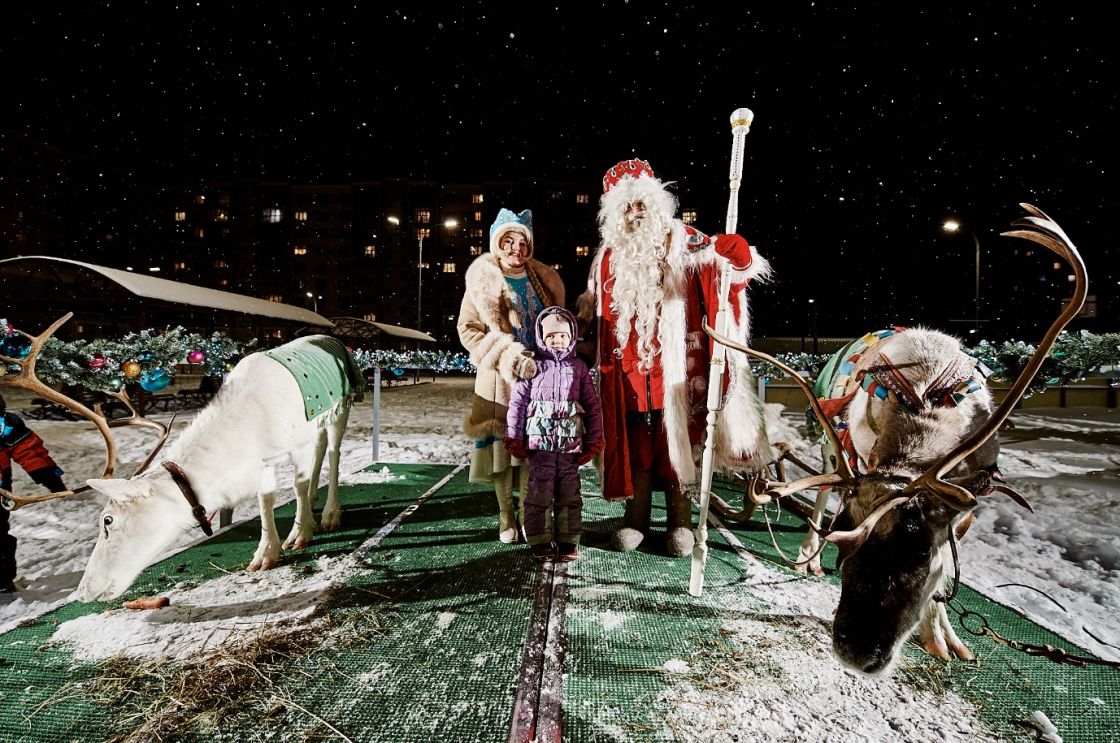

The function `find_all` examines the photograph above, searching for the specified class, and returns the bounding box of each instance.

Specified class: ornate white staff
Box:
[689,107,754,597]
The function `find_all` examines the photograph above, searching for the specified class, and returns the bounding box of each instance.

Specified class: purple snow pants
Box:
[523,451,582,546]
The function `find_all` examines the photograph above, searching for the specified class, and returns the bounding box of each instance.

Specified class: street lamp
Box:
[807,298,818,355]
[305,291,321,313]
[390,215,459,331]
[943,219,982,335]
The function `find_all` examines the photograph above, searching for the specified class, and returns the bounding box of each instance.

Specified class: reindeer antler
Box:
[903,203,1089,509]
[101,388,173,476]
[703,320,855,502]
[0,314,118,510]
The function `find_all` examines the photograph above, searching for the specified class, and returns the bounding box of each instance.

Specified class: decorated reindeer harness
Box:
[809,327,993,471]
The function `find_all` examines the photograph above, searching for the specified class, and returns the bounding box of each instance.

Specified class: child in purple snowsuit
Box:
[504,307,603,562]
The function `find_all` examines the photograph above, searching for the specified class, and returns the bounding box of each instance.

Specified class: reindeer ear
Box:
[85,478,133,501]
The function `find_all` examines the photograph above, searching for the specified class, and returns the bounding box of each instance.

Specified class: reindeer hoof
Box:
[921,638,952,660]
[319,515,342,532]
[949,641,975,661]
[248,556,279,572]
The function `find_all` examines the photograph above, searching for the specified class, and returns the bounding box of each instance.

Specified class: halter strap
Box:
[161,461,213,536]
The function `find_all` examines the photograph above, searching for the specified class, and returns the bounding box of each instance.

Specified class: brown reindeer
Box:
[706,204,1087,674]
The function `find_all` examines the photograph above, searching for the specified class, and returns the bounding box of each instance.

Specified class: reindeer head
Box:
[75,471,194,602]
[708,203,1088,674]
[828,469,987,673]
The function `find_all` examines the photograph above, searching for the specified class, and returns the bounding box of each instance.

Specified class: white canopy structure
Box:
[328,316,436,343]
[0,255,332,327]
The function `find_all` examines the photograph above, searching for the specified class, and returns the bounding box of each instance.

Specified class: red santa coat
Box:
[584,221,771,500]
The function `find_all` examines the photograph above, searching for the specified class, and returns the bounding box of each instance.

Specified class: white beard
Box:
[605,208,674,373]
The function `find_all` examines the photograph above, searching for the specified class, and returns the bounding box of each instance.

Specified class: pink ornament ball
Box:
[187,350,206,364]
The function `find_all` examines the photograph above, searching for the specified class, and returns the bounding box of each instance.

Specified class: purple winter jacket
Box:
[506,307,603,453]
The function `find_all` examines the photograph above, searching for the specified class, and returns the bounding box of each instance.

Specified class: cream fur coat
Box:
[457,253,565,441]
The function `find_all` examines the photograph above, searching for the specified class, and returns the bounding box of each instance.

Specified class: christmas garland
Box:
[5,316,1115,400]
[1,318,254,393]
[751,331,1120,399]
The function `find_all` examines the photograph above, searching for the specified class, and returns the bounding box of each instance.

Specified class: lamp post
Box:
[389,216,458,332]
[807,297,818,355]
[305,291,320,313]
[943,219,981,335]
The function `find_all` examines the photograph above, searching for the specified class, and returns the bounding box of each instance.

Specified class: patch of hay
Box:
[82,603,387,742]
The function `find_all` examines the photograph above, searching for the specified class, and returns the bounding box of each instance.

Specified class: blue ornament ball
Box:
[139,368,172,392]
[0,335,31,359]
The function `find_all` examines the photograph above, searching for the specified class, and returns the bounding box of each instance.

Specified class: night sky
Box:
[5,4,1116,341]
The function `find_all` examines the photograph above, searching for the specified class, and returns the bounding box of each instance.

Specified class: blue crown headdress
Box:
[490,208,533,238]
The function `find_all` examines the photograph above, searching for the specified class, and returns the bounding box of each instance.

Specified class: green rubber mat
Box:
[0,465,1115,742]
[561,474,1118,743]
[0,463,538,742]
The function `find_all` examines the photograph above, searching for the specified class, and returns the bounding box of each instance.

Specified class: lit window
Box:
[173,262,186,270]
[212,209,229,222]
[470,245,483,256]
[263,208,282,223]
[265,294,283,303]
[363,312,377,321]
[195,227,205,239]
[472,193,484,204]
[364,245,376,257]
[416,209,431,224]
[212,259,227,268]
[293,246,308,256]
[218,279,229,286]
[470,227,484,239]
[576,194,590,204]
[473,210,482,222]
[682,209,697,225]
[443,262,456,273]
[575,245,590,257]
[195,195,206,205]
[551,263,562,271]
[295,210,308,221]
[1053,262,1062,270]
[416,227,431,241]
[174,210,186,222]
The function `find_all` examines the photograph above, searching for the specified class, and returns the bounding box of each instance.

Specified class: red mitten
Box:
[576,438,604,466]
[713,233,752,269]
[503,437,528,460]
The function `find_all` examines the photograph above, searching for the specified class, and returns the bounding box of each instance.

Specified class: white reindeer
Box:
[73,335,362,602]
[708,204,1087,674]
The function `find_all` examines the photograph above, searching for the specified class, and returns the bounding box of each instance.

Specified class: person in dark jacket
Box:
[504,307,603,562]
[1,392,67,593]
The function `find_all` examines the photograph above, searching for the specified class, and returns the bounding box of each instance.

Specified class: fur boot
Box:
[664,485,695,557]
[611,471,653,551]
[494,469,518,544]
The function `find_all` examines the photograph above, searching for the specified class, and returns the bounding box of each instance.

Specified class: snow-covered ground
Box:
[1,376,1117,739]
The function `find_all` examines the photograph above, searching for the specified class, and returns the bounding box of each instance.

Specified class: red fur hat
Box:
[602,159,655,193]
